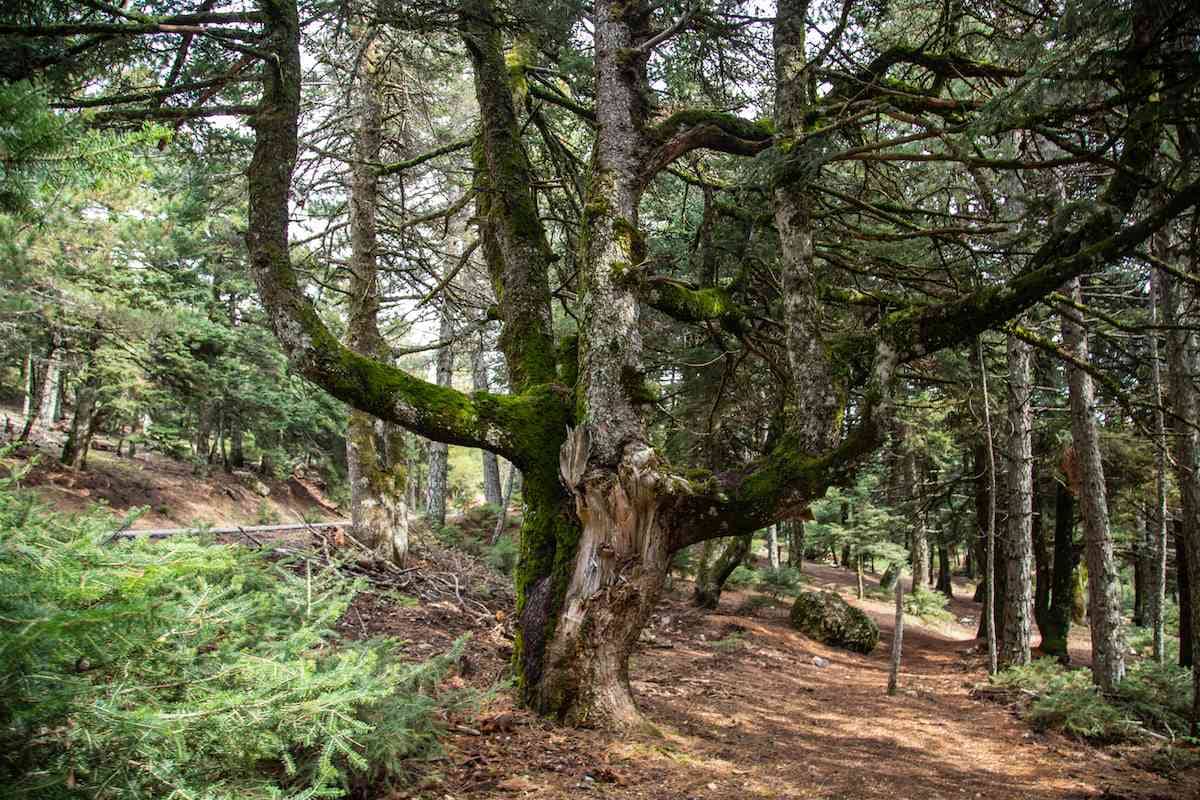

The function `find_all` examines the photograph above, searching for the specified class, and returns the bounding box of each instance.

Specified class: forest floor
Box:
[363,558,1196,800]
[0,429,342,529]
[2,432,1193,799]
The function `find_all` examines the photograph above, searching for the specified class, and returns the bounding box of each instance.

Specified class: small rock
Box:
[707,782,718,790]
[812,656,830,668]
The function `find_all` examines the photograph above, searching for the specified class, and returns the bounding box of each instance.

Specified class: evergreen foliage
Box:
[0,459,463,798]
[994,658,1194,743]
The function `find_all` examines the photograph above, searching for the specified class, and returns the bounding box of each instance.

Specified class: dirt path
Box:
[425,563,1191,800]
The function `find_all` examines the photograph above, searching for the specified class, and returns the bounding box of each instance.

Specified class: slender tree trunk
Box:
[787,520,805,571]
[490,464,520,544]
[693,533,752,609]
[1061,277,1125,690]
[61,368,101,470]
[21,351,33,420]
[1001,333,1033,668]
[425,307,454,528]
[1179,529,1193,668]
[888,576,904,695]
[473,348,504,506]
[978,337,998,674]
[1148,261,1168,661]
[767,524,780,569]
[936,541,953,597]
[1037,480,1075,661]
[344,22,409,564]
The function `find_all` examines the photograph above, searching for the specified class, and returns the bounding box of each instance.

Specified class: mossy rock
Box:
[789,591,879,654]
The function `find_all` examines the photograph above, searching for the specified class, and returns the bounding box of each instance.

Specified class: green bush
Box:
[0,462,461,799]
[992,657,1193,742]
[757,565,803,597]
[484,534,519,576]
[904,587,953,623]
[726,565,758,588]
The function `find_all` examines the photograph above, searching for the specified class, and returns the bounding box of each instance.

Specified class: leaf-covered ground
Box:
[365,563,1196,800]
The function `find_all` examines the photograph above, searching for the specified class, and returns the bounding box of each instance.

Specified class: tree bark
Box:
[786,520,805,571]
[1179,529,1193,668]
[1164,234,1200,718]
[767,524,780,569]
[936,541,953,597]
[424,306,455,528]
[1001,333,1033,668]
[344,20,409,565]
[474,348,504,506]
[977,338,999,673]
[61,365,102,470]
[692,533,752,610]
[1147,256,1168,660]
[1036,480,1075,661]
[1061,277,1126,690]
[888,575,904,696]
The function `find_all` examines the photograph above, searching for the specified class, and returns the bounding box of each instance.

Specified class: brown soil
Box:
[1,436,340,529]
[363,561,1196,800]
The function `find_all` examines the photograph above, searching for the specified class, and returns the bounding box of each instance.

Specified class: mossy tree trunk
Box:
[344,20,409,565]
[693,534,752,610]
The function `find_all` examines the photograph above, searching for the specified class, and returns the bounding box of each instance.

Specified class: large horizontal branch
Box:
[864,46,1024,82]
[642,110,774,184]
[641,277,753,335]
[884,177,1200,361]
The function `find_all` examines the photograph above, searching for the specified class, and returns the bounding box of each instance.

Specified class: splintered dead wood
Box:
[395,561,1194,800]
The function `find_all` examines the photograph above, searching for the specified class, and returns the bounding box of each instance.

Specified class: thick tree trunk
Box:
[1132,505,1150,627]
[1001,334,1033,668]
[1062,277,1125,690]
[1033,477,1051,633]
[25,340,60,440]
[1164,248,1200,719]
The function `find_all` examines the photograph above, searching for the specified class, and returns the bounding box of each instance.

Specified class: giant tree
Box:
[12,0,1200,729]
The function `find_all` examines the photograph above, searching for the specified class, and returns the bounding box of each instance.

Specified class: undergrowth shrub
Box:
[484,534,518,576]
[992,657,1193,742]
[757,565,803,597]
[903,587,953,623]
[0,460,463,799]
[726,565,758,588]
